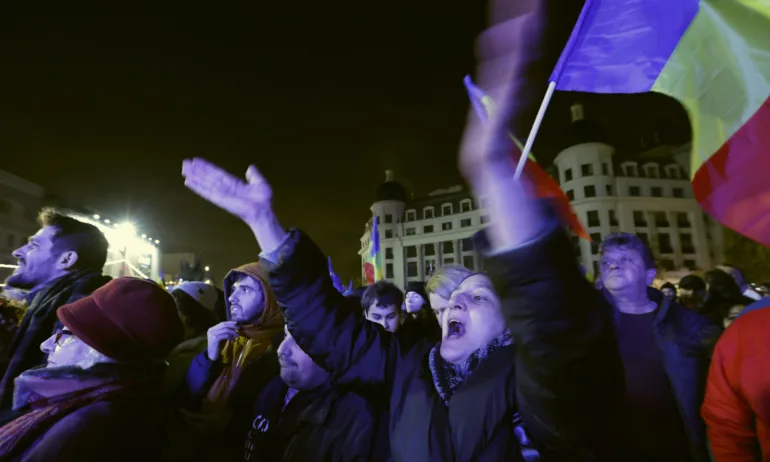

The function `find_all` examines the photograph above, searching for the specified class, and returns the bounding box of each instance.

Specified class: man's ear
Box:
[56,250,79,271]
[646,268,657,286]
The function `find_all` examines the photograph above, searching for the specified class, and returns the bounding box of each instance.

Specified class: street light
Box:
[154,239,160,244]
[104,219,111,224]
[204,266,210,272]
[93,214,100,220]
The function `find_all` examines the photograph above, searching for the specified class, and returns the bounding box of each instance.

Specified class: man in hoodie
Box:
[0,208,111,410]
[180,262,284,459]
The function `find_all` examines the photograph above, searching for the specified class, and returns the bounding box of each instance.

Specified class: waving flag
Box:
[464,75,590,240]
[550,0,770,246]
[363,216,383,284]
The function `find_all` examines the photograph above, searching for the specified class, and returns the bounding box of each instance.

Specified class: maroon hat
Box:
[57,277,184,361]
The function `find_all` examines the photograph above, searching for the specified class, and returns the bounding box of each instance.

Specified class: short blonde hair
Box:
[426,266,477,300]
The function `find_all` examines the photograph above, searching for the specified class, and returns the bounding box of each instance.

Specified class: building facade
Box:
[359,104,725,290]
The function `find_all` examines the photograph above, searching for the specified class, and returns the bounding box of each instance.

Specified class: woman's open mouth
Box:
[446,319,466,339]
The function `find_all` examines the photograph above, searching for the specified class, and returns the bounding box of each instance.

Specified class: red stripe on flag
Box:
[692,95,770,247]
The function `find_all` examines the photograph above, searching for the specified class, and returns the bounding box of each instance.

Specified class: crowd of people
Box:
[3,7,770,462]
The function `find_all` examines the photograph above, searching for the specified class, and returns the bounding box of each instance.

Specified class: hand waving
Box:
[182,158,272,226]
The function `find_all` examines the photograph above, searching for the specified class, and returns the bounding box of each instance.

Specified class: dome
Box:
[375,169,407,202]
[569,103,606,145]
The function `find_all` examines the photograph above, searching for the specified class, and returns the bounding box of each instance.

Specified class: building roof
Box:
[375,169,408,202]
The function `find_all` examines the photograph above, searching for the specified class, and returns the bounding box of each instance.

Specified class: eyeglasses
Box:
[54,329,74,347]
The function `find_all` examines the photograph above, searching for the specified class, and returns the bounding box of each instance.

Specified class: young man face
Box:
[228,274,265,323]
[365,301,401,333]
[599,246,655,296]
[7,226,73,291]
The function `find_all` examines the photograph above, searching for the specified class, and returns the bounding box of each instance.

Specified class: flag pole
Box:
[513,81,556,180]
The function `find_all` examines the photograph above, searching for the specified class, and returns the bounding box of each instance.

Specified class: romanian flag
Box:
[464,75,591,240]
[550,0,770,246]
[363,215,383,284]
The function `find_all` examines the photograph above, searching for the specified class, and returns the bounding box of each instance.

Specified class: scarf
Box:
[0,362,164,460]
[429,330,513,405]
[205,262,284,408]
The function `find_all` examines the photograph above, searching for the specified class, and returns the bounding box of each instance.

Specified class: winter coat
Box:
[242,376,384,462]
[702,304,770,461]
[0,270,110,410]
[262,227,622,461]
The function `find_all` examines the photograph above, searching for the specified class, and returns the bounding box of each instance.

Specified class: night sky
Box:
[0,4,691,283]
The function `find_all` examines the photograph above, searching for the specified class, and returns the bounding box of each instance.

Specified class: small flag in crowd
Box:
[549,0,770,246]
[363,215,383,284]
[463,75,591,240]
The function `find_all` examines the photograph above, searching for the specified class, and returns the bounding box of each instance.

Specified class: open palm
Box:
[182,158,272,223]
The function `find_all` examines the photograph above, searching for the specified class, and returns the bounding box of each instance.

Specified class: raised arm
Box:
[181,159,396,392]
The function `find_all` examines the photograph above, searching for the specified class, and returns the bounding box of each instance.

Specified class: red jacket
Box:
[702,305,770,461]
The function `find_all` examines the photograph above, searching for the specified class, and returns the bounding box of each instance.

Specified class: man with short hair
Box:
[0,208,111,410]
[242,327,382,461]
[599,232,721,462]
[361,281,403,333]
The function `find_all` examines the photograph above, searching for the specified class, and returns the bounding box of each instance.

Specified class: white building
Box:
[359,104,725,290]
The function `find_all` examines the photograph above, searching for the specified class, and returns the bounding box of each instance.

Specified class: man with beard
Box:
[242,327,382,461]
[179,262,284,461]
[0,208,110,410]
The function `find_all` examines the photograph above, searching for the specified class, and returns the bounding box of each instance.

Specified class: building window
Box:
[655,212,670,228]
[463,255,475,270]
[680,233,695,253]
[590,233,602,254]
[385,248,393,260]
[424,207,435,219]
[566,190,574,201]
[386,263,394,279]
[564,168,573,182]
[443,257,455,265]
[584,185,596,198]
[677,212,691,228]
[405,246,417,258]
[424,244,436,256]
[637,233,650,248]
[672,188,684,198]
[633,211,647,227]
[480,215,489,224]
[651,187,662,197]
[645,164,659,179]
[602,163,609,175]
[609,210,619,226]
[684,259,697,270]
[659,259,675,271]
[460,200,472,213]
[405,227,416,236]
[460,218,472,228]
[659,233,674,253]
[461,238,474,252]
[606,185,614,195]
[425,259,436,275]
[442,204,453,216]
[629,186,641,196]
[442,241,455,254]
[406,210,416,221]
[624,164,638,177]
[666,165,680,179]
[581,164,594,176]
[385,230,393,239]
[384,214,393,224]
[587,210,600,227]
[442,222,453,231]
[423,225,434,234]
[407,261,418,278]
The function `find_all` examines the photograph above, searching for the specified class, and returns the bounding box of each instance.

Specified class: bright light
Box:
[104,219,111,224]
[141,234,146,238]
[116,222,136,236]
[154,239,160,244]
[93,214,100,219]
[204,266,210,272]
[204,279,212,284]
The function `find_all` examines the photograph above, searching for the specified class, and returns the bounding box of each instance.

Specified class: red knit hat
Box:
[57,277,185,361]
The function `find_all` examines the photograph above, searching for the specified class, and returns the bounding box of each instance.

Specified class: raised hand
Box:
[182,158,272,226]
[328,257,345,293]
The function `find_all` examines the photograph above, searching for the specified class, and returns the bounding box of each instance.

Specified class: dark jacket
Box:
[0,270,110,410]
[264,228,622,461]
[242,376,382,462]
[605,287,721,462]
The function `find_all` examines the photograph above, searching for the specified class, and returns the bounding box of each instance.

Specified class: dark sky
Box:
[0,4,691,283]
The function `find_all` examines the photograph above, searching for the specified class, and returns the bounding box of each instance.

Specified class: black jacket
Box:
[264,228,622,461]
[242,376,382,462]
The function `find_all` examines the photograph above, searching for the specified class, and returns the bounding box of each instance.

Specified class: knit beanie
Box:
[57,277,185,361]
[172,282,219,312]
